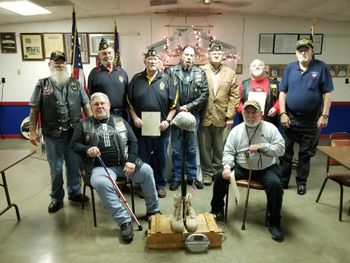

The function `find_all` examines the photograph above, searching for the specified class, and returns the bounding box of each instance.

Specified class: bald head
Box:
[249,59,266,80]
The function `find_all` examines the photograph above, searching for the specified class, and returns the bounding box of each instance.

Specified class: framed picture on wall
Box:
[298,34,323,54]
[236,64,243,74]
[258,33,274,54]
[20,33,44,61]
[64,33,89,64]
[88,33,113,56]
[0,32,17,53]
[273,34,298,54]
[43,33,65,58]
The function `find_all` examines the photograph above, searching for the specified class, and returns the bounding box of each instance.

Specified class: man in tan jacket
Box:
[199,43,239,186]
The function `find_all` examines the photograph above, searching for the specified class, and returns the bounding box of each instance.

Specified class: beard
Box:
[251,68,264,78]
[50,69,70,87]
[243,114,261,128]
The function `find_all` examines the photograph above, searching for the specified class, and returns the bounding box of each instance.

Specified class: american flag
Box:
[113,21,121,67]
[71,8,89,96]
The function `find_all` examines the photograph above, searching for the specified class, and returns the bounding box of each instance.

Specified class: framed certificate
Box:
[43,33,65,58]
[88,33,114,56]
[0,32,17,53]
[64,33,89,64]
[20,33,44,61]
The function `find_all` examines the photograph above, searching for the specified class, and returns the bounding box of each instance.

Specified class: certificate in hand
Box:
[141,111,161,136]
[248,92,267,115]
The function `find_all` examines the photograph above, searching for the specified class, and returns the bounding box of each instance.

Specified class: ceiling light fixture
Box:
[0,1,51,16]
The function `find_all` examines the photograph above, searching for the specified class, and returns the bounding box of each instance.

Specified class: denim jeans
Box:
[137,136,169,190]
[90,163,159,226]
[44,135,81,202]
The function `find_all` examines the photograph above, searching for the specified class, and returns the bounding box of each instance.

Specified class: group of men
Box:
[28,37,333,243]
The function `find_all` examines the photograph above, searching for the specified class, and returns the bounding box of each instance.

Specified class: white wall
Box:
[0,13,349,102]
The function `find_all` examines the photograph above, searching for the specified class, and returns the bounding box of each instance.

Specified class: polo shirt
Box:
[279,59,334,113]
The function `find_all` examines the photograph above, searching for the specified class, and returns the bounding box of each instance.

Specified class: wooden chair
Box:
[316,132,350,221]
[225,179,268,230]
[82,178,135,227]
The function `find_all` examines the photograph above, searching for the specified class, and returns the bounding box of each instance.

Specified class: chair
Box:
[316,132,350,221]
[225,179,268,230]
[82,178,135,227]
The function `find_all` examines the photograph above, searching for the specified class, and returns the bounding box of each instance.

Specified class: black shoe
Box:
[187,179,204,190]
[169,180,181,191]
[48,201,63,213]
[120,222,134,242]
[297,184,306,195]
[211,209,224,222]
[68,193,89,203]
[268,225,284,242]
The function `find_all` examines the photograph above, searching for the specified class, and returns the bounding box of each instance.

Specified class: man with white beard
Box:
[237,59,280,127]
[210,99,286,242]
[29,51,92,213]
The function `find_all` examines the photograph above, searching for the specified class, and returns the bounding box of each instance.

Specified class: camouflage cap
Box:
[243,99,261,111]
[296,39,314,49]
[50,50,66,61]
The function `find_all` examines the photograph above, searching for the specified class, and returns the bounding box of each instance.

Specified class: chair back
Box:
[327,132,350,169]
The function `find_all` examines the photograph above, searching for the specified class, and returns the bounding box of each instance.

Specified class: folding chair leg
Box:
[82,184,87,210]
[224,186,229,221]
[316,177,329,203]
[339,184,344,222]
[265,202,269,227]
[90,186,97,227]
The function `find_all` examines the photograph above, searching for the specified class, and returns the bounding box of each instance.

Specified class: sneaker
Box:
[169,180,181,191]
[187,179,204,190]
[297,184,307,195]
[157,188,166,198]
[120,222,134,242]
[48,201,63,213]
[203,176,213,186]
[68,194,89,203]
[268,225,284,242]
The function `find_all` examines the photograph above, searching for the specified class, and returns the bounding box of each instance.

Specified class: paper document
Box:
[141,111,161,136]
[248,91,267,114]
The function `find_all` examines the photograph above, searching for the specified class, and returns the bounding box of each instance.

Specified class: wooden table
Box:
[317,146,350,170]
[0,149,36,220]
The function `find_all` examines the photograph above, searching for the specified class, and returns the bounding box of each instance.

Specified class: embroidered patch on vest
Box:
[159,81,165,90]
[119,76,124,83]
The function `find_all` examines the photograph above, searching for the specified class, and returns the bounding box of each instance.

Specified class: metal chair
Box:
[82,177,135,227]
[316,132,350,221]
[225,178,268,230]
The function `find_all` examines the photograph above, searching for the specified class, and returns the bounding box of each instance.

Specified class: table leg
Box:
[0,171,21,220]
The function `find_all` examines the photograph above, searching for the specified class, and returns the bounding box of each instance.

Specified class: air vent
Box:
[150,0,177,7]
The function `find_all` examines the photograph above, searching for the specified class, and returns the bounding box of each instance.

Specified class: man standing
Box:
[167,45,209,191]
[237,59,280,127]
[29,51,91,213]
[88,38,129,120]
[210,99,285,241]
[127,48,177,198]
[279,39,333,195]
[199,43,239,186]
[71,92,160,243]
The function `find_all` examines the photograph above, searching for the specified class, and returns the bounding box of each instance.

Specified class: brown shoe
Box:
[157,188,166,198]
[203,176,212,186]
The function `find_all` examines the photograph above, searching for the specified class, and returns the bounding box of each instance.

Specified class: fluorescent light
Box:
[0,1,51,16]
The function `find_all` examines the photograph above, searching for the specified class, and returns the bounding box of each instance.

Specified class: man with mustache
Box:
[29,51,92,213]
[237,59,280,127]
[166,45,209,191]
[127,48,177,198]
[88,38,129,120]
[210,99,285,241]
[279,39,334,195]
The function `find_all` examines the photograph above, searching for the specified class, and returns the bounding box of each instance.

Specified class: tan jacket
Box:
[200,63,239,127]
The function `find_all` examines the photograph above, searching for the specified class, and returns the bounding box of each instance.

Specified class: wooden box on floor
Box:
[147,212,223,249]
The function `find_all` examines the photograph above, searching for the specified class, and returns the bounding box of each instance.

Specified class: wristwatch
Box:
[166,119,171,124]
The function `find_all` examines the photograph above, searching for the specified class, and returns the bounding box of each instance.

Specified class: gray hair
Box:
[90,92,110,103]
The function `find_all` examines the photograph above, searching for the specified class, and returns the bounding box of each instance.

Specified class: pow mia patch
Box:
[43,86,52,96]
[159,82,165,90]
[70,83,78,91]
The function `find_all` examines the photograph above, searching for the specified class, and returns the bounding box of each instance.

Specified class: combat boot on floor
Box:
[184,193,198,232]
[171,194,184,233]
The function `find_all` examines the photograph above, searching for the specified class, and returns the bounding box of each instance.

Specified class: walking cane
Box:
[241,150,252,230]
[97,156,143,231]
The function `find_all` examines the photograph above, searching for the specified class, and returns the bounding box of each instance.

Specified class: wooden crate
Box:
[147,212,223,249]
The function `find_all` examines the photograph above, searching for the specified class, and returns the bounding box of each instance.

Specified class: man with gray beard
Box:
[29,51,92,213]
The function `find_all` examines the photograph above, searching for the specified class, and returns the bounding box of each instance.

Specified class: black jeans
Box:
[210,164,283,226]
[279,111,321,187]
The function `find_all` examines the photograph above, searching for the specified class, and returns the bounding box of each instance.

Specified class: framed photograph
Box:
[0,32,17,53]
[43,33,65,58]
[64,33,89,64]
[88,33,114,56]
[258,33,274,54]
[236,64,243,74]
[328,64,337,78]
[273,34,298,54]
[298,34,323,55]
[20,33,44,61]
[337,64,347,78]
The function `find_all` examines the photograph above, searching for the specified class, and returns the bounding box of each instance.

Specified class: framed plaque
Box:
[20,33,44,61]
[88,33,113,56]
[0,32,17,53]
[43,33,65,58]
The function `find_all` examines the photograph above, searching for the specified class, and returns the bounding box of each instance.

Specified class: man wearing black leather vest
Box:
[237,59,280,127]
[71,92,160,243]
[29,51,92,213]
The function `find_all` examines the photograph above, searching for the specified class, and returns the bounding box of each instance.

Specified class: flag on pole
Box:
[71,7,89,96]
[310,19,316,59]
[113,21,121,67]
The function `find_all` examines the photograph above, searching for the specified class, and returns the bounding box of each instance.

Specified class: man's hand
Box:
[248,144,262,153]
[124,162,136,176]
[267,107,277,117]
[29,130,40,146]
[222,166,231,180]
[179,105,188,112]
[280,113,291,128]
[133,117,142,128]
[159,120,170,131]
[86,147,100,157]
[317,115,328,128]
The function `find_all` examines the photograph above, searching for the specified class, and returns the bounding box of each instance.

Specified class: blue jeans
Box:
[44,135,81,202]
[171,115,199,182]
[137,136,169,189]
[90,163,159,226]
